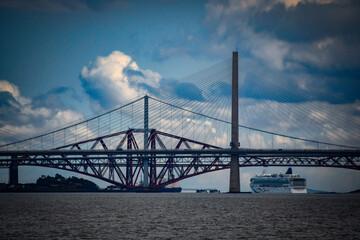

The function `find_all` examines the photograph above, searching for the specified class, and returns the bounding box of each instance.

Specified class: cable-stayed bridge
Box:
[0,53,359,191]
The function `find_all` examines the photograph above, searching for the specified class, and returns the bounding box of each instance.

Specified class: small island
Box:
[0,174,100,192]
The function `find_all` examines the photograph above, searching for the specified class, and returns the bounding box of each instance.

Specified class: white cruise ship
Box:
[250,168,307,194]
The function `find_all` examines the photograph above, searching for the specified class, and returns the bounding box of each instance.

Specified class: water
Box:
[0,193,359,239]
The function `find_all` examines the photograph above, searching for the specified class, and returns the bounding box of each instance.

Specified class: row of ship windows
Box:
[252,181,289,184]
[253,181,306,186]
[292,182,306,186]
[256,183,306,187]
[259,184,289,187]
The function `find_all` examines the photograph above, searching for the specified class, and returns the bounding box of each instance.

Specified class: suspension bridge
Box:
[0,52,359,192]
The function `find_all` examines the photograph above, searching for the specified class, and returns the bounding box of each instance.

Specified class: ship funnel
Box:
[285,168,293,174]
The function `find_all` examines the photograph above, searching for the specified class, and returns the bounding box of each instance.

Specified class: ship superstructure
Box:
[250,168,307,193]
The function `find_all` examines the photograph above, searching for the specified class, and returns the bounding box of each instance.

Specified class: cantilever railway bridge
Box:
[1,52,359,191]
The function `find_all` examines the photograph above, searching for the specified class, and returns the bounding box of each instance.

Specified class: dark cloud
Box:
[237,64,360,104]
[240,73,310,103]
[0,92,22,127]
[124,68,145,78]
[136,83,155,93]
[173,82,205,101]
[207,82,231,98]
[304,67,360,102]
[80,76,114,108]
[32,86,80,110]
[0,91,15,107]
[151,78,206,102]
[0,82,85,144]
[0,92,48,129]
[249,1,360,43]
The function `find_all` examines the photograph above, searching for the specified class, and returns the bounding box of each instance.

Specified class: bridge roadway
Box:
[1,149,360,169]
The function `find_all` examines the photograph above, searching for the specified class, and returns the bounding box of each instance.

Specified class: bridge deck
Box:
[1,148,359,158]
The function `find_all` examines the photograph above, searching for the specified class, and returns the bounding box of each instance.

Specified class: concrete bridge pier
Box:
[229,51,240,193]
[9,156,18,186]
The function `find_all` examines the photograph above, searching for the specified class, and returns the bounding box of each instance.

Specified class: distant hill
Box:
[307,189,338,194]
[347,189,360,194]
[308,188,360,194]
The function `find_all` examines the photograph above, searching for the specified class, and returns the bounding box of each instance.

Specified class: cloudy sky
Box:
[0,0,360,192]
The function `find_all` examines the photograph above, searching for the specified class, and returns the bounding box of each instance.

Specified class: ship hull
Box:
[162,187,182,193]
[250,184,307,194]
[133,187,182,193]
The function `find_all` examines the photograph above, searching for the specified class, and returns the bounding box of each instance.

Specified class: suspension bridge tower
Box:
[229,51,240,193]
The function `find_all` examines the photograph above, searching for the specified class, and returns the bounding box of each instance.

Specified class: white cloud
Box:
[310,110,327,121]
[248,132,268,148]
[21,106,52,118]
[0,124,37,140]
[274,0,339,9]
[0,80,31,105]
[0,80,20,98]
[246,33,290,70]
[0,80,86,147]
[274,135,292,145]
[213,0,346,12]
[45,110,84,129]
[81,51,161,109]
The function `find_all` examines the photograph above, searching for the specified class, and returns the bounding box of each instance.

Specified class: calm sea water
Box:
[0,193,359,239]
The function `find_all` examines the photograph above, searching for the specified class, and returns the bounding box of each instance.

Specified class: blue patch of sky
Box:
[0,0,210,100]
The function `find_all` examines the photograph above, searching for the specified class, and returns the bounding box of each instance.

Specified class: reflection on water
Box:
[0,193,359,239]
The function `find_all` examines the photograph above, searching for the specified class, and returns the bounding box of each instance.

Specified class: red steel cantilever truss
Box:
[1,128,360,189]
[0,128,224,189]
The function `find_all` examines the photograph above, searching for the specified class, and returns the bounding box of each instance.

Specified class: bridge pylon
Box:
[9,156,18,186]
[143,95,149,187]
[229,51,240,193]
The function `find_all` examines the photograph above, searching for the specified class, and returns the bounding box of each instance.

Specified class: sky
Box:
[0,0,360,192]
